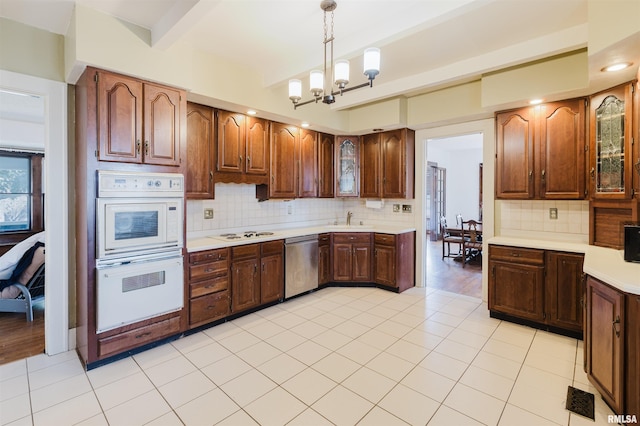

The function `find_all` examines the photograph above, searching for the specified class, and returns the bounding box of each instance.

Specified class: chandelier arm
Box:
[293,97,322,110]
[331,80,373,96]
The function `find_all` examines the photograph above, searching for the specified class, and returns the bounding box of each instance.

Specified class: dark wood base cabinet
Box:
[585,275,639,417]
[188,248,231,328]
[488,245,583,337]
[374,232,415,292]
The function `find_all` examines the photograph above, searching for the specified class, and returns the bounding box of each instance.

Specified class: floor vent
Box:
[566,386,595,420]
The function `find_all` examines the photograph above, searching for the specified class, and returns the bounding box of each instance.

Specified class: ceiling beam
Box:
[151,0,219,50]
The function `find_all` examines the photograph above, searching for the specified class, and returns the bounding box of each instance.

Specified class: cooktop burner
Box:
[209,231,278,241]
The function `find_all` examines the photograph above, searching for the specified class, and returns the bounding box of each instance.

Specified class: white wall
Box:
[427,134,483,226]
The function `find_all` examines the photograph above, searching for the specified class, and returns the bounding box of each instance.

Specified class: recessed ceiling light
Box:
[529,99,543,105]
[301,122,310,128]
[247,109,257,115]
[602,62,632,72]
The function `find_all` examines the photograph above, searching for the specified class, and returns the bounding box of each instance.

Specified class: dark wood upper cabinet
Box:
[318,133,335,198]
[589,82,636,200]
[186,102,215,199]
[270,122,299,198]
[299,128,319,198]
[215,110,269,184]
[335,136,360,197]
[360,128,415,199]
[496,99,586,200]
[97,71,182,166]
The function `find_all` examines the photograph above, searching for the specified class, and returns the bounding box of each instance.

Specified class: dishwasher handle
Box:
[285,234,319,244]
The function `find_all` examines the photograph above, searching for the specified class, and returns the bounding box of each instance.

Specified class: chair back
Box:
[439,216,448,235]
[466,220,480,243]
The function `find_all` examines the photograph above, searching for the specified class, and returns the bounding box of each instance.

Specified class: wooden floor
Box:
[426,238,482,298]
[0,300,45,365]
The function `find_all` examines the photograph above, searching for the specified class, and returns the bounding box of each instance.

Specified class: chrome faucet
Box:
[346,211,353,226]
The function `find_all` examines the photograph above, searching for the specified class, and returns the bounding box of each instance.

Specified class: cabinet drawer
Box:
[489,245,544,265]
[189,260,228,281]
[261,240,284,256]
[318,233,330,246]
[374,233,396,246]
[232,243,260,260]
[189,248,228,265]
[98,316,180,359]
[190,291,230,326]
[333,233,371,244]
[190,275,228,298]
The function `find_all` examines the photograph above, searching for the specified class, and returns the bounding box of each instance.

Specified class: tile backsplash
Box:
[496,200,589,243]
[186,183,415,238]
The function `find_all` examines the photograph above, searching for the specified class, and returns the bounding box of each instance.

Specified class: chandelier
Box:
[288,0,380,109]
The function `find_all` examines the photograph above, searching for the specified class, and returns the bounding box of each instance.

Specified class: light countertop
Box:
[187,225,416,253]
[488,236,640,295]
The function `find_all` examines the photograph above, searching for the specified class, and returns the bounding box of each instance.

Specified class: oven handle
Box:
[96,251,183,270]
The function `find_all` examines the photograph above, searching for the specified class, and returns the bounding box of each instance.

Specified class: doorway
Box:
[425,133,483,298]
[0,70,70,361]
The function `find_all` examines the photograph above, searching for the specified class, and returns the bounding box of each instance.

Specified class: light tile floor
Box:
[0,287,616,426]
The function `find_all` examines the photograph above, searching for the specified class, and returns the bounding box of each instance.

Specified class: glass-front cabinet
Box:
[335,136,360,197]
[590,82,635,199]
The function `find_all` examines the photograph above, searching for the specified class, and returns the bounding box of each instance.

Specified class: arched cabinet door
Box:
[495,108,535,199]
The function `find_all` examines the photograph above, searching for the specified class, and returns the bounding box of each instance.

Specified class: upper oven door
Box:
[96,198,182,259]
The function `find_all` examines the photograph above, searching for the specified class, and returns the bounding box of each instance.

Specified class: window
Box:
[0,152,43,234]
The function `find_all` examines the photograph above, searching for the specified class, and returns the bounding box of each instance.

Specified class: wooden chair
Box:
[462,220,482,267]
[440,216,464,259]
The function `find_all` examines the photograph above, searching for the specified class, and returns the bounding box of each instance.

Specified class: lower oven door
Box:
[96,250,184,333]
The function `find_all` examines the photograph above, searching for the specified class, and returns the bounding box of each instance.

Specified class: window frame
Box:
[0,151,44,252]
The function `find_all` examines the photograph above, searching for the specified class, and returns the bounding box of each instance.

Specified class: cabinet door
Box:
[270,123,298,198]
[539,100,586,199]
[318,244,331,285]
[318,133,335,198]
[585,276,624,414]
[590,83,634,199]
[186,103,214,199]
[352,244,372,282]
[496,108,535,199]
[374,245,395,286]
[545,251,584,333]
[626,294,640,417]
[231,258,260,312]
[381,129,406,198]
[299,128,318,198]
[489,260,544,321]
[246,116,269,175]
[335,136,359,197]
[261,253,283,304]
[360,133,381,198]
[332,243,353,281]
[143,83,181,166]
[97,71,143,163]
[217,111,245,173]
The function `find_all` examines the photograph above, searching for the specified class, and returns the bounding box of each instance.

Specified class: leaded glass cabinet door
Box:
[589,82,634,199]
[335,136,360,197]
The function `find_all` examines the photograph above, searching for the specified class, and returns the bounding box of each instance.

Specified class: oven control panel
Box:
[98,171,184,198]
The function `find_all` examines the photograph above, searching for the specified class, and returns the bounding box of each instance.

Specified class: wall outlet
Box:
[203,208,214,219]
[287,204,293,215]
[393,204,400,212]
[549,208,558,220]
[402,204,412,213]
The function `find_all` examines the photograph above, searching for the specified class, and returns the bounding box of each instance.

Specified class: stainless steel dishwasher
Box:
[285,234,319,299]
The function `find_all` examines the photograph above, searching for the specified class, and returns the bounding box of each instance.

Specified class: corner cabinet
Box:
[589,81,637,199]
[332,233,372,282]
[488,245,583,337]
[96,70,183,166]
[495,99,587,199]
[186,102,215,199]
[360,129,415,199]
[335,136,360,197]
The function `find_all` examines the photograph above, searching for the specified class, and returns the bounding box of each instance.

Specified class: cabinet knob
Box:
[541,169,545,180]
[145,141,149,155]
[613,316,621,337]
[590,167,595,178]
[136,140,141,154]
